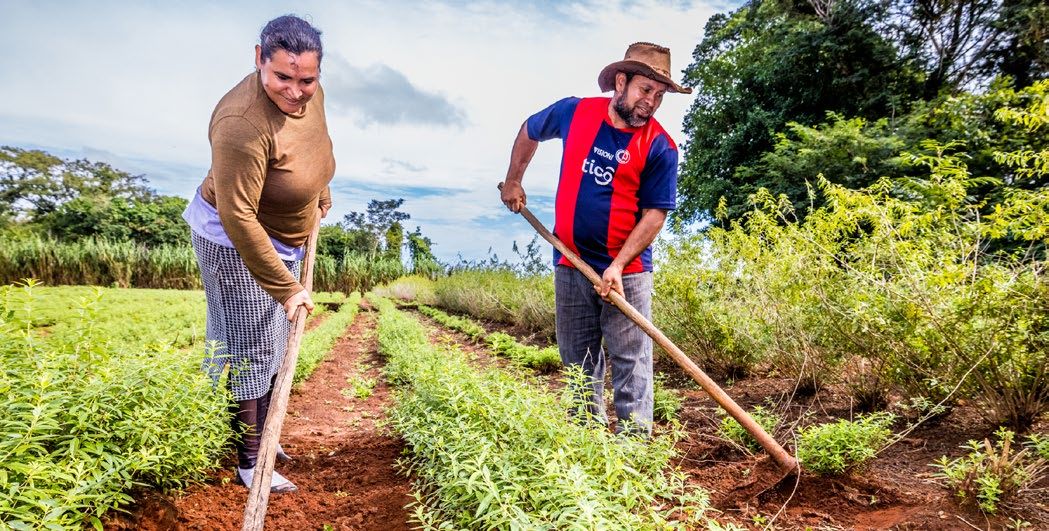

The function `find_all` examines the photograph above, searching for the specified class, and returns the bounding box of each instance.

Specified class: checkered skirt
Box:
[191,232,301,401]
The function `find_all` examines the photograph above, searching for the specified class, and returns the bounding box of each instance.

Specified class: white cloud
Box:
[0,0,725,262]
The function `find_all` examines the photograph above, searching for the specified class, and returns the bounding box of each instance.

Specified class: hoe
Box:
[498,184,800,477]
[242,220,320,531]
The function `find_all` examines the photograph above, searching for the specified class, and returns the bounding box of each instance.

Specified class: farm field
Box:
[13,281,1036,530]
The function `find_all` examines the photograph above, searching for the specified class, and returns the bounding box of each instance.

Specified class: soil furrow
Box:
[113,310,411,531]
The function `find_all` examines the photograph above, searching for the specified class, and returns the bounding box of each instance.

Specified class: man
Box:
[500,42,691,435]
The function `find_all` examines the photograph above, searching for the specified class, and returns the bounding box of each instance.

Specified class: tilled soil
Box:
[112,310,412,531]
[113,305,1048,530]
[417,307,1049,530]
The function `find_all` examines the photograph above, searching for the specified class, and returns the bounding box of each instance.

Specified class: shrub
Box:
[717,406,782,454]
[373,297,712,529]
[0,282,229,528]
[797,413,895,475]
[932,428,1048,514]
[375,275,436,304]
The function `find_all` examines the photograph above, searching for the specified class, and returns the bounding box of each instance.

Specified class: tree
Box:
[407,226,441,277]
[677,0,923,224]
[0,146,152,223]
[42,195,190,247]
[734,113,908,215]
[340,198,410,256]
[887,0,1048,96]
[384,221,404,262]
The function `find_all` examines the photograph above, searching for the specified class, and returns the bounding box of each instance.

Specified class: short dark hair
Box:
[260,15,323,62]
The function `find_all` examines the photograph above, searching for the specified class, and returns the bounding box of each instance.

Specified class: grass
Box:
[432,269,555,338]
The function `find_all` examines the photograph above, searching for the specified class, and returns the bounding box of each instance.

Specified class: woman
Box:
[183,14,334,493]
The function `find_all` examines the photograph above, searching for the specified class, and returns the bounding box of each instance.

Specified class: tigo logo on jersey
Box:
[615,149,630,164]
[582,158,615,186]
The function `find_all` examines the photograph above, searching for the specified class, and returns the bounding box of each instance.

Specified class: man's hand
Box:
[283,289,315,322]
[501,180,526,213]
[599,263,625,301]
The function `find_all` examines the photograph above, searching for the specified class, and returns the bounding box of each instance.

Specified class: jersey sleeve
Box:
[638,134,678,210]
[526,97,580,141]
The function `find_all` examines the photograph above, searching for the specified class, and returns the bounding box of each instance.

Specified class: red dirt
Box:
[111,306,1049,530]
[421,312,1049,530]
[668,373,1049,530]
[111,310,412,530]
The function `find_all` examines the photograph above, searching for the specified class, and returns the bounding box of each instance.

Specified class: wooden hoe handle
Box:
[242,218,322,531]
[499,183,799,472]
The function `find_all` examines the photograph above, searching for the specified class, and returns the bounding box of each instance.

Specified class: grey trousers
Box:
[554,265,654,434]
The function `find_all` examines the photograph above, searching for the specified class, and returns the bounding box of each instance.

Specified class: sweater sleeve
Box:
[319,185,332,210]
[210,116,303,304]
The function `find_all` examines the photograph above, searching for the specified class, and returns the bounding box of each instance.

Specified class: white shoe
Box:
[236,466,298,493]
[276,443,293,463]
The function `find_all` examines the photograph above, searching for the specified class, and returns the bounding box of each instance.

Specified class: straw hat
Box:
[598,42,692,94]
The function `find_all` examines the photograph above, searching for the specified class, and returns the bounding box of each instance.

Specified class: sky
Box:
[0,0,731,264]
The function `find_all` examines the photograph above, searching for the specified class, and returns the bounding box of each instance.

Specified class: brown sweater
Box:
[200,72,335,304]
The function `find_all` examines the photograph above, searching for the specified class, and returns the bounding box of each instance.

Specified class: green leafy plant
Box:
[484,331,561,372]
[653,373,683,422]
[0,282,229,528]
[372,296,715,529]
[348,376,377,400]
[932,428,1048,514]
[797,413,895,475]
[717,405,782,454]
[1027,434,1049,461]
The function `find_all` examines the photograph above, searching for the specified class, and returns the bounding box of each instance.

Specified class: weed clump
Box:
[797,412,895,475]
[932,428,1048,514]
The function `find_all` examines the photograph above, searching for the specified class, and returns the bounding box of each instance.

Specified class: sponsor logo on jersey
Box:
[582,158,615,186]
[593,146,615,161]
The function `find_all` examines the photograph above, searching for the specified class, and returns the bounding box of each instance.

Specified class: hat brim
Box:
[598,60,692,94]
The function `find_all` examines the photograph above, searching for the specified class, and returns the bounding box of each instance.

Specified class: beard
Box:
[612,93,651,128]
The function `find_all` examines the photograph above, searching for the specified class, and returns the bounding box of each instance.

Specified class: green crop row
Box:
[374,297,711,529]
[294,293,362,386]
[483,332,562,372]
[419,304,685,420]
[418,304,561,372]
[417,304,486,340]
[0,282,229,529]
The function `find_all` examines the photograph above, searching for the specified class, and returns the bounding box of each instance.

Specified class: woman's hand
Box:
[283,289,315,321]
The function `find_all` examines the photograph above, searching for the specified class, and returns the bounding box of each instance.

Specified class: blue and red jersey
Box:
[526,97,678,274]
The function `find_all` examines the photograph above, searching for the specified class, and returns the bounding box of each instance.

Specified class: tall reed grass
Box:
[432,269,555,338]
[0,236,407,294]
[0,236,200,289]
